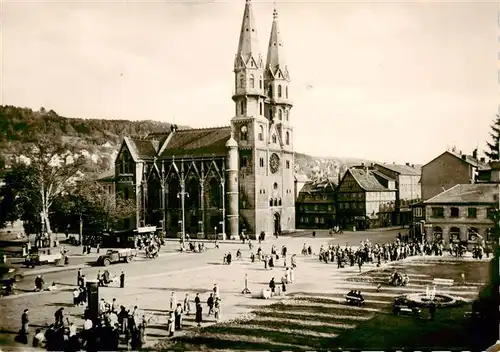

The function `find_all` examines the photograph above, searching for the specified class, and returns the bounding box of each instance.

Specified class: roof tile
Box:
[424,183,499,204]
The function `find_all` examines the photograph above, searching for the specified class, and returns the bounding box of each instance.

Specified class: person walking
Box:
[174,303,183,330]
[21,309,29,335]
[269,277,276,297]
[169,292,177,311]
[194,293,201,306]
[207,293,214,315]
[120,270,125,288]
[77,268,82,286]
[183,294,191,315]
[195,303,203,327]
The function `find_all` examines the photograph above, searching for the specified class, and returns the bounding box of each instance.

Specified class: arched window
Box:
[273,198,278,206]
[278,198,282,206]
[268,85,273,98]
[269,198,273,207]
[450,227,460,242]
[249,75,255,88]
[258,125,264,141]
[278,109,282,120]
[286,86,288,99]
[285,110,289,121]
[432,226,442,241]
[240,76,245,88]
[285,131,290,145]
[278,85,282,98]
[259,102,263,115]
[272,134,277,143]
[240,101,246,115]
[240,125,248,141]
[259,77,263,89]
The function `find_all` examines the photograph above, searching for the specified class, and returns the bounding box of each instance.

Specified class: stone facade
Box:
[423,183,498,248]
[113,1,295,239]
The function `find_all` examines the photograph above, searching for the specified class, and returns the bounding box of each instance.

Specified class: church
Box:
[114,0,295,239]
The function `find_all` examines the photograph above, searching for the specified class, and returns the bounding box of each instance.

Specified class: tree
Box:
[485,115,500,161]
[68,178,136,242]
[18,136,87,246]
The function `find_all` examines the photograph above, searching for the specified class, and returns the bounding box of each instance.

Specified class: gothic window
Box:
[273,198,278,206]
[186,178,200,209]
[278,109,282,120]
[124,188,129,200]
[269,198,273,207]
[269,108,273,120]
[268,84,273,98]
[278,198,282,206]
[286,86,288,99]
[258,125,264,141]
[240,101,246,115]
[259,102,263,115]
[240,125,248,141]
[249,75,255,88]
[278,85,282,98]
[209,178,222,208]
[240,75,245,88]
[272,134,277,143]
[259,157,264,167]
[285,110,289,121]
[259,77,263,89]
[286,160,290,169]
[285,131,290,145]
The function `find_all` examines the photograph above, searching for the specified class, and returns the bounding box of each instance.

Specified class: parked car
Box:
[0,265,23,284]
[24,252,63,268]
[96,248,138,266]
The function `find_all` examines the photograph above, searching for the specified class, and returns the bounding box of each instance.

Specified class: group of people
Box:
[389,270,410,286]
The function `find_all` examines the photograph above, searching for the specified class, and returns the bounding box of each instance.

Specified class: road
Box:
[0,228,402,347]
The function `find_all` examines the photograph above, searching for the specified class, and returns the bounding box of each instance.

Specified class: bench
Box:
[345,295,365,306]
[433,278,454,286]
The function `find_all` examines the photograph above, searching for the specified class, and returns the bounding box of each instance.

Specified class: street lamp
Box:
[177,189,189,244]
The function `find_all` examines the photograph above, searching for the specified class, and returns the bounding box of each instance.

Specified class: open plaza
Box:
[0,228,494,351]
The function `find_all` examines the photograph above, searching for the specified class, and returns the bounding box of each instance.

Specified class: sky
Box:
[1,0,498,165]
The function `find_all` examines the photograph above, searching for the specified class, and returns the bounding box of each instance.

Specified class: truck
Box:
[96,248,138,266]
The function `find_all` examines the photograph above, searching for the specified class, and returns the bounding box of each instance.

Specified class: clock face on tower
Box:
[269,153,280,174]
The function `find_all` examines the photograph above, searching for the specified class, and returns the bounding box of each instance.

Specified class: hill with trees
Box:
[0,105,363,178]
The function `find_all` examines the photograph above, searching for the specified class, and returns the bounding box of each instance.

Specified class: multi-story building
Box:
[420,150,489,201]
[423,183,497,248]
[337,168,396,230]
[113,1,295,239]
[296,179,336,229]
[372,162,421,226]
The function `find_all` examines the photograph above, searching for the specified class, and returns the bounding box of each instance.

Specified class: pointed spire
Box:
[266,7,288,79]
[236,0,261,64]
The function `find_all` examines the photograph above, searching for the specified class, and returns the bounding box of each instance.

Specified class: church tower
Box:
[231,0,295,239]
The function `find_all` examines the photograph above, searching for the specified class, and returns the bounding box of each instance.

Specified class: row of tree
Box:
[0,136,135,245]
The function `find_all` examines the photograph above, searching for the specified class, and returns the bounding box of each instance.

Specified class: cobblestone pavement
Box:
[0,228,405,348]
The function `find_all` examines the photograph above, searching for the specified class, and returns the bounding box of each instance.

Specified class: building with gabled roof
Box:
[336,168,396,230]
[114,1,295,239]
[423,183,498,248]
[296,178,337,229]
[420,150,489,201]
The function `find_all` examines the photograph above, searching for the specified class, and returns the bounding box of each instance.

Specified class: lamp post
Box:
[177,186,189,244]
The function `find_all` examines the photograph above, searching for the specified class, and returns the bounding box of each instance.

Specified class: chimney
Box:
[405,162,410,166]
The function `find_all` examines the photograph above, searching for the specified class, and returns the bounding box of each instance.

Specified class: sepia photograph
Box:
[0,0,498,350]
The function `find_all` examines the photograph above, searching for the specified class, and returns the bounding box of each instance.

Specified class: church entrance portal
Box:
[273,212,281,237]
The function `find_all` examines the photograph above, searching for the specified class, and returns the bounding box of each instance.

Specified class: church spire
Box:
[266,7,289,80]
[236,0,262,66]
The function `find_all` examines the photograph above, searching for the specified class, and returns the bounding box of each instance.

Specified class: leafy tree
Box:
[0,163,40,230]
[485,114,500,161]
[17,136,87,245]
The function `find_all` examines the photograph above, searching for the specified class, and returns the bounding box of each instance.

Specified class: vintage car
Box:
[96,248,138,266]
[24,252,63,268]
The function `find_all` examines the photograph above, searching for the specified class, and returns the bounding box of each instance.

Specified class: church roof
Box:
[159,127,232,159]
